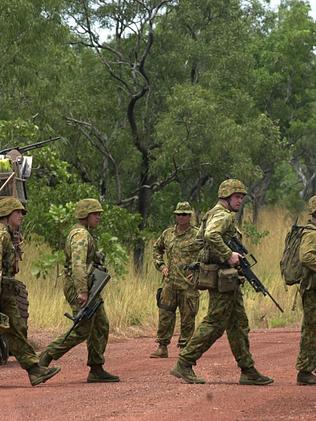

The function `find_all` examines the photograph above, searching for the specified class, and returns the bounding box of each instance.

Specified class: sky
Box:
[269,0,316,19]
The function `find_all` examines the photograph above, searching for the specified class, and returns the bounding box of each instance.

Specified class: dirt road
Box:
[0,328,315,421]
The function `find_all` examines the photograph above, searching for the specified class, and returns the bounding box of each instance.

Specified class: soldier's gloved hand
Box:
[77,292,88,307]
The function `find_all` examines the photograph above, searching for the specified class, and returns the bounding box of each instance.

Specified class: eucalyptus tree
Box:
[248,0,316,210]
[62,0,181,269]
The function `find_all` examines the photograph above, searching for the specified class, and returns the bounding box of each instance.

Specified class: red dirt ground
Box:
[1,328,315,421]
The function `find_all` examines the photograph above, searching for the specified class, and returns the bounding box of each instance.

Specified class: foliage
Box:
[0,0,316,271]
[242,222,270,246]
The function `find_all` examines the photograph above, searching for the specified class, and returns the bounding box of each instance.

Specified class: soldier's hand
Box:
[77,292,88,307]
[161,267,169,278]
[227,252,242,267]
[187,272,194,281]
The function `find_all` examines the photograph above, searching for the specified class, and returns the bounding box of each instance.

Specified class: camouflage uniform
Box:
[0,197,60,386]
[43,223,109,366]
[0,222,39,369]
[179,202,254,369]
[171,180,273,385]
[152,202,201,352]
[296,195,316,384]
[40,199,119,383]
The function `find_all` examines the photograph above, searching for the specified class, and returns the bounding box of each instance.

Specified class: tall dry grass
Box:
[19,207,304,336]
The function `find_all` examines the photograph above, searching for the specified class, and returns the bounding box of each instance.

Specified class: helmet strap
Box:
[219,198,229,209]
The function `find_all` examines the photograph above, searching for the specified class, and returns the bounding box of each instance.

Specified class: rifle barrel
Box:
[0,136,61,155]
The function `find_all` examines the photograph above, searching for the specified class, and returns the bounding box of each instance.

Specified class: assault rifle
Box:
[62,266,111,342]
[227,237,284,313]
[0,137,61,155]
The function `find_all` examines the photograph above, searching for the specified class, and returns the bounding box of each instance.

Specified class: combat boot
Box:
[170,360,206,384]
[239,367,273,385]
[27,364,61,387]
[297,370,316,385]
[39,350,53,367]
[87,365,120,383]
[150,344,168,358]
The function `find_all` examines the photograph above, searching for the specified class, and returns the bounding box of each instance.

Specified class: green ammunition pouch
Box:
[156,287,177,312]
[196,264,219,290]
[217,268,239,293]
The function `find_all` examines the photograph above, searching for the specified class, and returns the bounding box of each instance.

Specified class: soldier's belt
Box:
[180,263,240,292]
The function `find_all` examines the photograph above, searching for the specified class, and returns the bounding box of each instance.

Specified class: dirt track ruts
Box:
[1,328,315,421]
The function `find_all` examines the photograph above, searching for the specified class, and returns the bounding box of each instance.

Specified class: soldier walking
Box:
[0,197,60,386]
[39,199,119,383]
[296,196,316,385]
[170,180,273,385]
[150,202,201,358]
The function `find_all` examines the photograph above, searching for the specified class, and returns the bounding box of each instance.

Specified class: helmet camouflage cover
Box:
[218,179,247,199]
[308,195,316,214]
[74,198,104,219]
[0,197,26,218]
[0,312,10,334]
[174,201,193,214]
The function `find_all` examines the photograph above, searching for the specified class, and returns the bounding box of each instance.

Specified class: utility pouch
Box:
[196,264,219,290]
[217,268,239,293]
[156,287,177,312]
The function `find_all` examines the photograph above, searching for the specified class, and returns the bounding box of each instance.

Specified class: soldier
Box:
[150,202,201,358]
[296,195,316,385]
[0,197,60,386]
[170,180,273,385]
[39,199,120,383]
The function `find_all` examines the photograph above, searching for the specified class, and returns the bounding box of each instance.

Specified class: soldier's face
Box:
[87,212,102,229]
[7,210,24,229]
[228,193,245,212]
[175,213,191,226]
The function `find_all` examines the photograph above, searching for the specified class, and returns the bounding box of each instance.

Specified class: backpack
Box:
[280,222,316,285]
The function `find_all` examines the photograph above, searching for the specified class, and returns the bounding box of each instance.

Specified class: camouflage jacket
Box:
[64,223,101,294]
[299,221,316,287]
[0,223,16,280]
[153,224,201,289]
[197,202,236,264]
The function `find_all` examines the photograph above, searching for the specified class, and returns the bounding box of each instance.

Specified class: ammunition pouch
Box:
[156,287,177,312]
[218,268,239,293]
[196,264,219,290]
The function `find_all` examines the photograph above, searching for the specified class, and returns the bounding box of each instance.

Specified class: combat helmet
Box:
[75,198,103,219]
[0,312,10,334]
[218,179,247,199]
[0,196,26,218]
[308,195,316,215]
[174,202,193,214]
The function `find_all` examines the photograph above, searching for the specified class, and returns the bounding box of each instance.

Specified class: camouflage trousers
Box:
[296,288,316,372]
[45,282,109,367]
[179,287,254,369]
[156,282,199,348]
[0,281,38,370]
